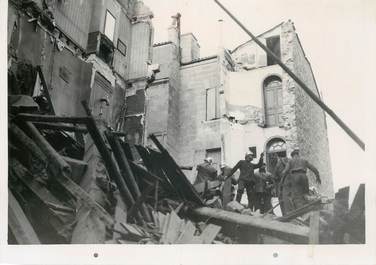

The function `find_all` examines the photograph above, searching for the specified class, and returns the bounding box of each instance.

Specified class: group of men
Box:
[194,148,321,214]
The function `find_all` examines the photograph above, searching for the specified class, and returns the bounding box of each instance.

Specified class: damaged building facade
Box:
[8,0,154,132]
[7,0,366,246]
[146,19,333,197]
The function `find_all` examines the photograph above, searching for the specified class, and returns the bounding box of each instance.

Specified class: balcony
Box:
[86,31,114,66]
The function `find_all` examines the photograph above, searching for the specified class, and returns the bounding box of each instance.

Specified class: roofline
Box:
[231,22,284,54]
[180,55,218,66]
[153,41,173,47]
[294,33,321,98]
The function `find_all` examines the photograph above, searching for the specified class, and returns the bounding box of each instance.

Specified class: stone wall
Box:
[291,32,333,197]
[178,58,221,181]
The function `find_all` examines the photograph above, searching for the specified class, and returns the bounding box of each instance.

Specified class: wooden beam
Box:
[190,207,309,243]
[107,132,152,222]
[24,121,71,176]
[149,134,204,205]
[127,184,155,222]
[8,190,40,244]
[15,113,89,124]
[276,198,323,222]
[33,122,88,133]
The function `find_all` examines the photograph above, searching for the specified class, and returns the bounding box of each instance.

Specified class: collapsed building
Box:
[145,18,333,198]
[7,0,365,245]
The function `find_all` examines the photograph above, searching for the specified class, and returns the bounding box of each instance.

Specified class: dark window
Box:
[263,76,283,127]
[206,87,219,120]
[248,146,257,157]
[266,36,281,66]
[117,39,127,56]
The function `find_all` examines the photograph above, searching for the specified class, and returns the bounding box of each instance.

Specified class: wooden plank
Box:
[176,221,196,244]
[163,211,183,244]
[8,190,40,244]
[191,207,310,243]
[199,224,221,244]
[120,223,144,237]
[309,211,320,244]
[189,236,204,244]
[71,208,106,244]
[159,213,170,243]
[158,212,166,233]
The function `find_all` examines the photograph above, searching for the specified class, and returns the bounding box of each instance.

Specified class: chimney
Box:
[168,13,181,47]
[180,33,200,63]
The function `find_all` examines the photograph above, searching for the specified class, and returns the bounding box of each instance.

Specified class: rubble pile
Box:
[8,99,365,245]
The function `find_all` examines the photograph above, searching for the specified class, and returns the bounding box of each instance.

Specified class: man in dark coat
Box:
[226,151,264,210]
[254,164,274,213]
[281,148,321,210]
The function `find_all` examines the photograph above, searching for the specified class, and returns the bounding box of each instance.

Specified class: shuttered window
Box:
[206,87,219,120]
[263,76,283,127]
[104,10,115,42]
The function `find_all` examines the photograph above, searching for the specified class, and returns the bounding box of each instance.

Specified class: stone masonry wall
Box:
[279,21,299,153]
[291,31,333,197]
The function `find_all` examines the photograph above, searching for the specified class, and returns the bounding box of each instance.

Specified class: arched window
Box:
[263,76,282,127]
[265,138,286,173]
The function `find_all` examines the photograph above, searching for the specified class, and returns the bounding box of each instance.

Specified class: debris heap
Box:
[8,100,365,244]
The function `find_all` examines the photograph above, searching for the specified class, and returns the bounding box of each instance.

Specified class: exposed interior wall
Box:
[53,0,94,49]
[231,25,281,70]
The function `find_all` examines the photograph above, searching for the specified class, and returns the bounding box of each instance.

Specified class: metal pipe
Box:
[213,0,365,151]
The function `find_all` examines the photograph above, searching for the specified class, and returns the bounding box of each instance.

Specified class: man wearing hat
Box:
[194,157,217,185]
[226,150,264,210]
[281,148,321,210]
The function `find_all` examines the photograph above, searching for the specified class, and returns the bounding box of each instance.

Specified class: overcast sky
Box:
[143,0,375,199]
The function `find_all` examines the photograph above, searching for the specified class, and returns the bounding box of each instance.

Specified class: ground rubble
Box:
[7,98,365,245]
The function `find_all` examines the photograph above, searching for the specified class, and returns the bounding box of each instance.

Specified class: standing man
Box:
[226,151,264,210]
[194,157,217,185]
[281,148,321,210]
[255,164,274,213]
[274,154,289,196]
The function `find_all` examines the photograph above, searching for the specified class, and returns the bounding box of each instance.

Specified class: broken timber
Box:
[149,134,204,205]
[8,190,40,244]
[214,0,365,151]
[190,207,310,243]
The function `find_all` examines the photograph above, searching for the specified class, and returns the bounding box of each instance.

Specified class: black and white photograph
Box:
[1,0,375,263]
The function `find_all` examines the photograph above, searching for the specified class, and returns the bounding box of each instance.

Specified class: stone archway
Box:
[265,137,287,175]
